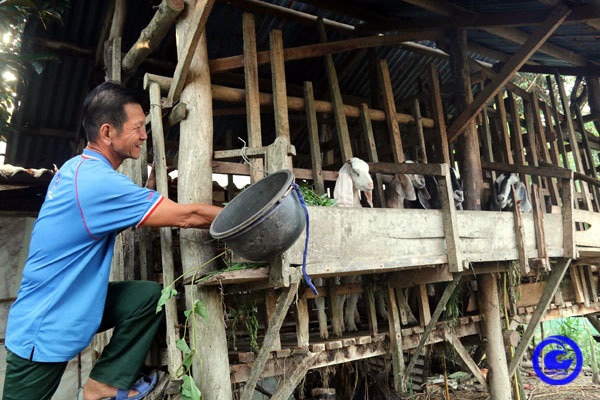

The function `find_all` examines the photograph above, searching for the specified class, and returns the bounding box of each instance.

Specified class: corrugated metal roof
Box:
[5,0,600,169]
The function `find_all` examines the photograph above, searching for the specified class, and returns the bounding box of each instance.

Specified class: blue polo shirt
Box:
[5,149,163,362]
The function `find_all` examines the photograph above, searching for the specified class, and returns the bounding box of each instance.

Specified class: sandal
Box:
[113,372,158,400]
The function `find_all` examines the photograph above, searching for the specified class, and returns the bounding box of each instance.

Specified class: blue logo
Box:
[533,335,582,385]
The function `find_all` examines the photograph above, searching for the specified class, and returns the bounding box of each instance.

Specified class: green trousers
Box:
[2,280,164,400]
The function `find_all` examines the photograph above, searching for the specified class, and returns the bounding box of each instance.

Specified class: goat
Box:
[313,158,374,338]
[384,161,425,209]
[489,173,532,212]
[413,167,464,210]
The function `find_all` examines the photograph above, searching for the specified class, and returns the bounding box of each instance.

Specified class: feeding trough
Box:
[210,169,306,261]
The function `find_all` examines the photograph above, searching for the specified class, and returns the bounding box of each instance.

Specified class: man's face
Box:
[111,103,147,160]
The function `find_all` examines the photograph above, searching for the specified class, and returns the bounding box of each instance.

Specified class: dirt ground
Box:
[403,366,600,400]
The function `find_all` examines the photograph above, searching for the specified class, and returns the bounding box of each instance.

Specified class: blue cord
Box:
[291,182,318,295]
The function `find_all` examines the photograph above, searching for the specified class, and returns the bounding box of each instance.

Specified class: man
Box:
[2,82,222,400]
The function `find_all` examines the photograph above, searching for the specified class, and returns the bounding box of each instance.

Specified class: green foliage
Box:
[156,286,177,314]
[180,374,201,400]
[296,183,337,206]
[229,298,260,352]
[0,0,69,135]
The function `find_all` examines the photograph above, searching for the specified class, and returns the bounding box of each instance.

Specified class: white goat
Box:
[314,158,374,338]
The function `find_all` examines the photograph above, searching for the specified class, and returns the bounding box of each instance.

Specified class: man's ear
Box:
[98,123,114,144]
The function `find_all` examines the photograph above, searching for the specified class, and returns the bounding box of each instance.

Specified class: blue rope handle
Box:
[291,182,318,295]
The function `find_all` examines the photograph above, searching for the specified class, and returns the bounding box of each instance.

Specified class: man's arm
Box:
[141,197,222,229]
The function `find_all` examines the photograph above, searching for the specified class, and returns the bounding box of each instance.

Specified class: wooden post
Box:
[317,19,353,162]
[270,354,318,400]
[175,3,231,397]
[561,178,576,259]
[448,29,483,210]
[417,284,431,326]
[438,165,463,272]
[522,98,546,208]
[304,81,325,194]
[243,13,265,183]
[147,78,183,377]
[270,30,291,143]
[532,185,550,270]
[295,296,310,349]
[478,274,512,400]
[413,99,427,162]
[574,103,600,207]
[364,278,378,335]
[241,279,300,400]
[508,259,573,376]
[386,282,406,393]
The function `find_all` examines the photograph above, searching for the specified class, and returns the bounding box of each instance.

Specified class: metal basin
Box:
[209,170,306,261]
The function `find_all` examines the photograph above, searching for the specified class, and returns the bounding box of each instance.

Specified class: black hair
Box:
[82,81,141,143]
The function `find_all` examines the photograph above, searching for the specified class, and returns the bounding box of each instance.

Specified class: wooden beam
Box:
[404,275,463,382]
[377,59,404,163]
[243,13,265,183]
[240,279,300,400]
[481,161,573,179]
[121,0,184,78]
[318,19,353,162]
[444,330,488,390]
[210,84,434,126]
[219,0,355,35]
[166,0,215,107]
[447,5,572,141]
[209,31,442,74]
[546,75,569,167]
[508,259,572,377]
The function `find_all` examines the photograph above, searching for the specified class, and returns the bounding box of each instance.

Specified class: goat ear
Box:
[334,165,355,207]
[419,187,431,200]
[399,174,417,201]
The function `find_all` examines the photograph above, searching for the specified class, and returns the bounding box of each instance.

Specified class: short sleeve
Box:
[76,164,163,237]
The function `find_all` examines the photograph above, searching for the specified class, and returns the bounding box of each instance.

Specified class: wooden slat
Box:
[447,5,572,141]
[438,166,464,272]
[427,63,449,163]
[304,81,325,194]
[270,30,291,142]
[317,19,353,162]
[359,104,385,208]
[561,178,576,259]
[512,185,530,275]
[378,59,405,163]
[507,259,572,377]
[413,99,427,162]
[496,92,514,164]
[531,92,561,206]
[364,279,378,336]
[147,80,182,377]
[417,284,431,326]
[532,185,550,270]
[270,354,318,400]
[480,161,573,179]
[546,75,569,167]
[574,103,600,207]
[243,13,265,183]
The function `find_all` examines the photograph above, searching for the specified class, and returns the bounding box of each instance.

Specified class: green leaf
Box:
[156,286,178,313]
[184,310,192,318]
[176,338,191,355]
[193,300,208,320]
[180,374,201,400]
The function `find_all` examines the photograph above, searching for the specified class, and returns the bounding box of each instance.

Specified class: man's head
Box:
[83,82,147,165]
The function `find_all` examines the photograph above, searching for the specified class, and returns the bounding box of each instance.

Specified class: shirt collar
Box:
[82,149,113,169]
